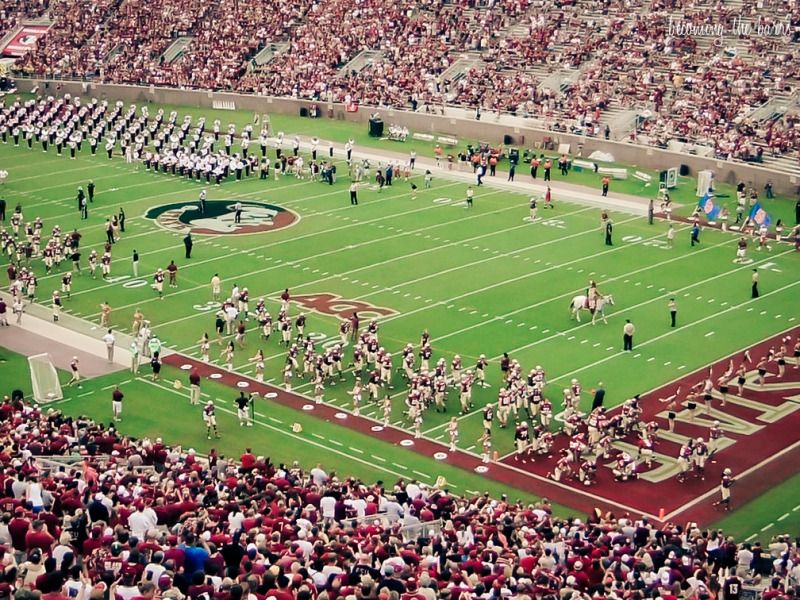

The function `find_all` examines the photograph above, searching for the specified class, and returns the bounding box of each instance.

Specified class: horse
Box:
[569,294,615,324]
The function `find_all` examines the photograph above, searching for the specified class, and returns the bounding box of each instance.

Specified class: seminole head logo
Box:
[144,200,299,235]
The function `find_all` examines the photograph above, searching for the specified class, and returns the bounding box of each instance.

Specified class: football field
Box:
[1,99,799,534]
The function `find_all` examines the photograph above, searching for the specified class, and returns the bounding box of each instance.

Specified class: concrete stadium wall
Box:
[18,78,800,196]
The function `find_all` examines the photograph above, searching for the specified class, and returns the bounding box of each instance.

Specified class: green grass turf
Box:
[1,95,798,532]
[0,349,574,515]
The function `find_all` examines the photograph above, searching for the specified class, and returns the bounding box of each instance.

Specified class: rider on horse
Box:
[586,280,599,310]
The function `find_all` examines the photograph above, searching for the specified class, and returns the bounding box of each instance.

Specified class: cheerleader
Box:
[702,373,714,414]
[381,394,392,426]
[735,363,747,395]
[447,417,459,452]
[314,374,324,404]
[411,403,423,439]
[282,359,293,392]
[755,357,768,387]
[658,386,681,432]
[198,333,210,362]
[685,387,700,423]
[717,360,733,405]
[776,345,787,378]
[251,349,265,382]
[349,378,363,417]
[478,430,492,463]
[794,337,800,370]
[221,341,234,371]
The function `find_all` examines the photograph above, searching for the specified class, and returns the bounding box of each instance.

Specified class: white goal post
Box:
[28,353,64,403]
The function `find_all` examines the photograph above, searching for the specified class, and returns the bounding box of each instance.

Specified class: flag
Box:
[698,192,720,220]
[749,202,772,227]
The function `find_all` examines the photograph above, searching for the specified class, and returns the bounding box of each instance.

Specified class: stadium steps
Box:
[598,104,639,141]
[160,36,193,65]
[249,42,289,70]
[339,50,384,76]
[440,53,483,82]
[747,91,797,122]
[537,66,580,96]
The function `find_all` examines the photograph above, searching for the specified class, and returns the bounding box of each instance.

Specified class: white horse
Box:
[569,294,615,324]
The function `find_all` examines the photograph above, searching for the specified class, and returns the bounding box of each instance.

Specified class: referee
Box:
[623,319,635,351]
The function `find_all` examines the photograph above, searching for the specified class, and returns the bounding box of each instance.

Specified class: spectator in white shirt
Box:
[128,502,158,541]
[310,464,328,487]
[319,494,336,524]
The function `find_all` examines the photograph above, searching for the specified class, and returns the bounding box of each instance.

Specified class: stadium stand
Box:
[0,392,797,600]
[3,0,798,172]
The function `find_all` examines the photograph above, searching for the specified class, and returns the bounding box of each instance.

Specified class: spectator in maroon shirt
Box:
[35,557,62,593]
[26,519,55,556]
[9,506,31,552]
[568,560,590,591]
[239,450,255,472]
[265,574,293,600]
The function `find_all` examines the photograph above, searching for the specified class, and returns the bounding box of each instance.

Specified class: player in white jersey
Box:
[203,401,220,439]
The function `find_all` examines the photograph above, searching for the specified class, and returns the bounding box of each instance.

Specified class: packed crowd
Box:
[3,0,799,162]
[1,390,800,600]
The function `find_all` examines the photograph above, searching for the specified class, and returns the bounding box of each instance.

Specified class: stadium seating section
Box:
[0,394,795,600]
[1,0,797,171]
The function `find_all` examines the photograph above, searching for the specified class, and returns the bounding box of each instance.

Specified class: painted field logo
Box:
[291,293,397,320]
[144,200,299,235]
